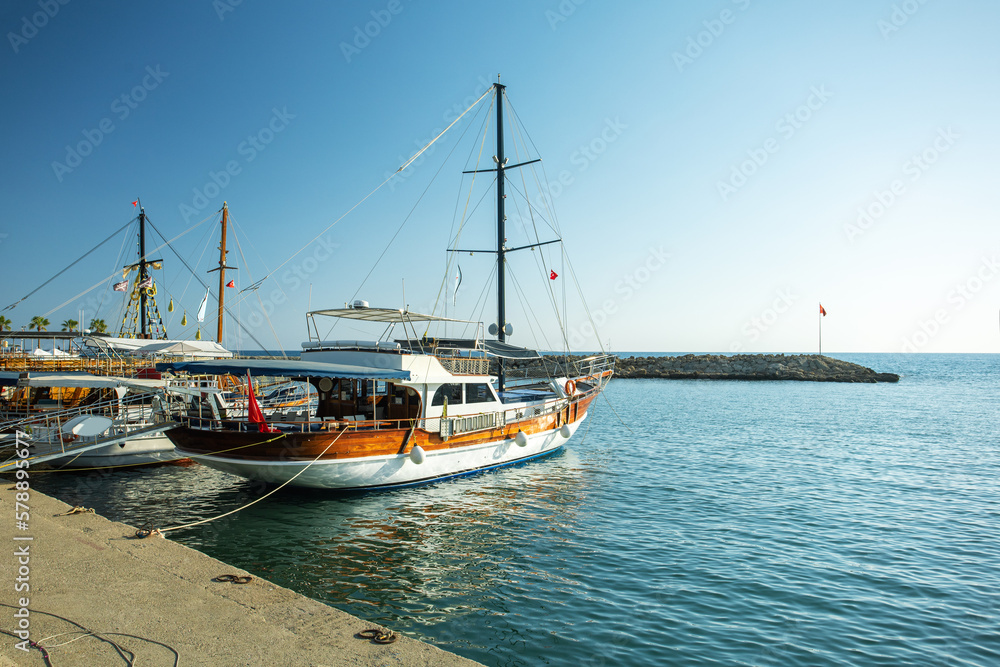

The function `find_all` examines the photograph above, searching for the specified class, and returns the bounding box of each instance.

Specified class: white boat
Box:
[156,80,615,490]
[1,372,183,467]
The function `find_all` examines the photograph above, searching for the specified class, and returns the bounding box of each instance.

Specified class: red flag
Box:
[247,371,279,434]
[549,270,558,280]
[132,200,138,207]
[226,280,235,288]
[819,304,827,316]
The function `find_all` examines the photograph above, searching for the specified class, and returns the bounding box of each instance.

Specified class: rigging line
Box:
[508,100,562,238]
[504,179,566,341]
[562,246,607,355]
[431,93,496,319]
[4,218,134,312]
[470,264,498,338]
[349,95,484,305]
[254,289,287,357]
[262,87,492,288]
[144,216,275,353]
[602,388,634,435]
[507,263,551,352]
[94,219,136,320]
[159,430,346,534]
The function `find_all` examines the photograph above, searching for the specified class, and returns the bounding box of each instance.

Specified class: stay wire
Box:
[6,218,134,312]
[260,87,492,286]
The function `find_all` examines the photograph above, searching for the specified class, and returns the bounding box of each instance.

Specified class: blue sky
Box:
[1,0,998,353]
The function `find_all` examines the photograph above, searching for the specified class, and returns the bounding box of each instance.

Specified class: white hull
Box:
[190,417,585,490]
[46,433,182,468]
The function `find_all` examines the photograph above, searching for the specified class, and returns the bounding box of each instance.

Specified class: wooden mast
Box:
[208,202,236,343]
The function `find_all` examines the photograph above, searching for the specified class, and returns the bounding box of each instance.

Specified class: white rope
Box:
[158,429,346,534]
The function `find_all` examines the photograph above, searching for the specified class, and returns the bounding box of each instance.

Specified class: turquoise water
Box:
[31,354,1000,666]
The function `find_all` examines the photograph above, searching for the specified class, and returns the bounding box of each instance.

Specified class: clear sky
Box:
[1,0,998,354]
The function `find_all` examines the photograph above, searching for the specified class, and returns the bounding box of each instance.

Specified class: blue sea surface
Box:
[31,353,1000,666]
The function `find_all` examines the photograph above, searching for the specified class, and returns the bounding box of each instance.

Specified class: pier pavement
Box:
[0,487,481,666]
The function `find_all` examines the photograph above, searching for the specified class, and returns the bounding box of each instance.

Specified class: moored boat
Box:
[156,80,616,489]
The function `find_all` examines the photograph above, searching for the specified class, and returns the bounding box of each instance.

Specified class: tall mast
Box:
[138,206,148,337]
[208,202,236,344]
[495,81,507,391]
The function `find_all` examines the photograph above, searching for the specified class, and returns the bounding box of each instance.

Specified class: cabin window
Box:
[431,383,463,406]
[466,383,495,404]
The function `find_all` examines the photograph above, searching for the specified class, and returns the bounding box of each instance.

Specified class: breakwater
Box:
[612,354,899,382]
[512,353,899,383]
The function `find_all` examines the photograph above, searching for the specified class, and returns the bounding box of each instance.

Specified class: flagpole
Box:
[819,303,822,355]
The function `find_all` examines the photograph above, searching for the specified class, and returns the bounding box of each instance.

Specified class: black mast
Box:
[138,206,148,337]
[495,81,507,391]
[453,80,549,393]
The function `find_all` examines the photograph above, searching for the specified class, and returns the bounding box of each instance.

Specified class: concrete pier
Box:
[0,487,481,666]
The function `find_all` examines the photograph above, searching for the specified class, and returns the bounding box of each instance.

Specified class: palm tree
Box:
[61,319,79,332]
[29,316,49,332]
[0,315,11,332]
[88,318,108,334]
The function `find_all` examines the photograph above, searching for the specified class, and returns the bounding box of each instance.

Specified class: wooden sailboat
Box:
[156,82,615,490]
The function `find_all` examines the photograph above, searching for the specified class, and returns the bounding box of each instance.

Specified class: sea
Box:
[29,353,1000,666]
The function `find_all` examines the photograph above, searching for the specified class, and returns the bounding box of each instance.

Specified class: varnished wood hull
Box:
[167,392,597,489]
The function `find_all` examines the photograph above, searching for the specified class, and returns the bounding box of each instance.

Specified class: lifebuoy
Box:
[564,380,576,395]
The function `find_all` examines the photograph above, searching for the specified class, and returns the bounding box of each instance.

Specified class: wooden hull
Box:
[167,392,597,489]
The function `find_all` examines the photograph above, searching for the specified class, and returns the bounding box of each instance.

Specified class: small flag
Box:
[137,276,152,289]
[197,287,210,322]
[820,304,827,317]
[132,200,138,207]
[113,280,128,292]
[226,280,235,288]
[549,270,558,280]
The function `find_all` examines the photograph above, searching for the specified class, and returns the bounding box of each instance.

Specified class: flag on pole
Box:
[820,304,827,316]
[247,371,280,433]
[197,287,210,322]
[137,276,152,289]
[549,270,558,280]
[132,200,138,207]
[113,280,128,292]
[226,280,235,288]
[454,265,462,306]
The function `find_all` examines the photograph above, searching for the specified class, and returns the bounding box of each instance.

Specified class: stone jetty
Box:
[0,488,481,666]
[612,354,899,382]
[510,354,899,383]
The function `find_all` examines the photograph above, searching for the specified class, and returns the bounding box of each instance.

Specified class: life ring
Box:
[564,380,576,395]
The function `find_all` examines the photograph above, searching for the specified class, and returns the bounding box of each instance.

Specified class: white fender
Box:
[515,431,529,447]
[409,445,426,464]
[559,424,571,439]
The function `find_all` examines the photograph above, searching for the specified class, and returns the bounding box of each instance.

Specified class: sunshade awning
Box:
[156,358,411,381]
[308,307,469,324]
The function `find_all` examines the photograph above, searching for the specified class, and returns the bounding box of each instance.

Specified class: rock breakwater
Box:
[610,354,898,382]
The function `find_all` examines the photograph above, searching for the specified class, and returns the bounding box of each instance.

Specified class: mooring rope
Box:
[140,429,345,537]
